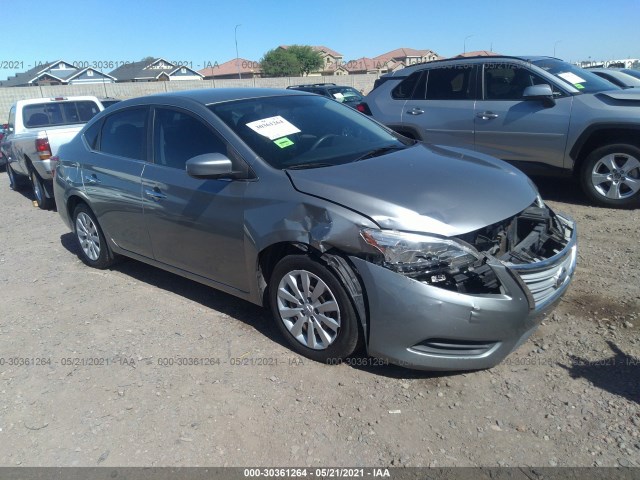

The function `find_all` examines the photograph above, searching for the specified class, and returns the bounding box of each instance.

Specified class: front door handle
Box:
[84,174,101,185]
[144,187,167,201]
[476,111,499,120]
[407,107,424,115]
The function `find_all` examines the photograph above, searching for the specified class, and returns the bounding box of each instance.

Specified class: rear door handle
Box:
[144,187,167,201]
[407,107,424,115]
[476,111,499,120]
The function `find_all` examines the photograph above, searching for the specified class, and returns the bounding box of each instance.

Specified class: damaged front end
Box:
[360,198,577,310]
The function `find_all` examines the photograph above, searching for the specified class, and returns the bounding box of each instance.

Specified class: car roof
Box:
[381,55,559,77]
[148,87,314,105]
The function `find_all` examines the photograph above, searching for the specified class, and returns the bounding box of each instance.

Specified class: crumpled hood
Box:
[286,143,537,237]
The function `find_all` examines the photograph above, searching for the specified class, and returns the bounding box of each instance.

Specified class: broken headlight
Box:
[360,228,481,275]
[360,228,501,293]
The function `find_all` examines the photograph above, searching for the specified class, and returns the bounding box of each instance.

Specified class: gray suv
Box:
[359,56,640,208]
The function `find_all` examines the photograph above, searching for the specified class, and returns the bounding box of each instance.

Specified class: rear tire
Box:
[30,169,53,209]
[580,144,640,208]
[73,204,116,269]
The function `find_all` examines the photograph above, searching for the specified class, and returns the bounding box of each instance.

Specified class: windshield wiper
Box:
[286,162,336,170]
[355,145,405,161]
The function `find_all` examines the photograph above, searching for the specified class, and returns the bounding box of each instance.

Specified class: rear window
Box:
[22,101,101,128]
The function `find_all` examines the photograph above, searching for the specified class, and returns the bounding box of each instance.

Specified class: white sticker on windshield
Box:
[558,72,586,85]
[333,92,345,101]
[246,115,301,140]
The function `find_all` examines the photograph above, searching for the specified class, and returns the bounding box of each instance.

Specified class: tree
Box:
[260,48,300,77]
[260,45,324,77]
[286,45,323,76]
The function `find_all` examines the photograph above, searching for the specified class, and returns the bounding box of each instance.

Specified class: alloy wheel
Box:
[276,269,341,350]
[591,153,640,200]
[76,212,101,261]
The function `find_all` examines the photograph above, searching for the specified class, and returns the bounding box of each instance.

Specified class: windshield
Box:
[209,95,411,169]
[532,58,620,94]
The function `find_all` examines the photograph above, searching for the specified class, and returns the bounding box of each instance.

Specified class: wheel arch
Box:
[66,194,90,223]
[570,124,640,175]
[257,242,369,342]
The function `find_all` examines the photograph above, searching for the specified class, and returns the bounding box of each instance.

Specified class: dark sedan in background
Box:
[588,68,640,89]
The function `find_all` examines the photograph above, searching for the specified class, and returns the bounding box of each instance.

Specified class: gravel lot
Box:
[0,171,638,468]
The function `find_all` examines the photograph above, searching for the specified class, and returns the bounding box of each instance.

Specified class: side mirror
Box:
[523,84,556,107]
[186,153,233,178]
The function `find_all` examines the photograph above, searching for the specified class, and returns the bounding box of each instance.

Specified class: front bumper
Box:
[350,214,577,371]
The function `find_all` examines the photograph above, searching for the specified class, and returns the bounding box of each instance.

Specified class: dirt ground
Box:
[0,171,638,468]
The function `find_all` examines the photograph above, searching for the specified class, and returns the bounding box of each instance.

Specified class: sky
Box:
[1,0,639,80]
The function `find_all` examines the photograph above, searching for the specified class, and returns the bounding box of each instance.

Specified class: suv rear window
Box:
[391,66,476,100]
[22,101,101,128]
[425,66,475,100]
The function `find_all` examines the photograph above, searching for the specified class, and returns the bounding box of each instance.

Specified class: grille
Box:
[511,243,577,310]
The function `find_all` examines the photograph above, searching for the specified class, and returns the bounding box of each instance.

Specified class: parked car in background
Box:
[0,124,7,169]
[359,55,640,208]
[99,97,121,109]
[4,96,104,208]
[618,69,640,80]
[287,83,364,108]
[588,68,640,88]
[54,88,576,371]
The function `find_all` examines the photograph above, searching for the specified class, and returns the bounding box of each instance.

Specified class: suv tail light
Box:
[356,102,372,115]
[35,136,52,160]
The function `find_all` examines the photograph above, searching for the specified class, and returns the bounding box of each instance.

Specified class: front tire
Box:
[73,204,115,269]
[269,255,362,363]
[30,170,53,209]
[580,144,640,208]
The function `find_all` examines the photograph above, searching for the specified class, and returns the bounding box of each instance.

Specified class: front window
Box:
[532,58,619,94]
[209,95,412,170]
[153,108,229,170]
[484,64,559,100]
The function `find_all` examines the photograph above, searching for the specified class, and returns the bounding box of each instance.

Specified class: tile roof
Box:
[373,48,438,62]
[199,58,262,77]
[454,50,501,58]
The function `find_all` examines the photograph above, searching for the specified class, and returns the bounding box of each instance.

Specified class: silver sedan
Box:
[53,88,577,370]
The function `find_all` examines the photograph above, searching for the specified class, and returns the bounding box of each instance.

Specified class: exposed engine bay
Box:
[411,202,572,294]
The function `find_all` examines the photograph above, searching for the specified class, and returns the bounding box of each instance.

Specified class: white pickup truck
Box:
[4,96,105,208]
